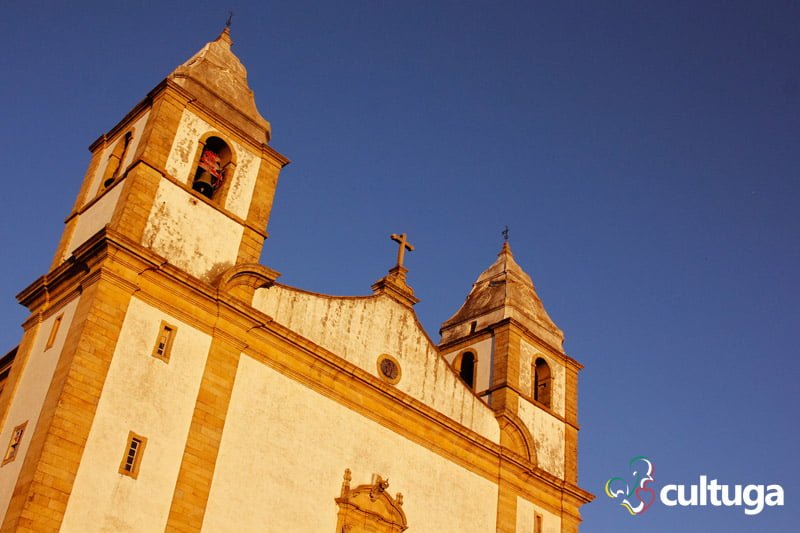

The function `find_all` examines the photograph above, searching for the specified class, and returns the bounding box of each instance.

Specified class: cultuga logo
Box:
[605,456,785,516]
[605,456,656,515]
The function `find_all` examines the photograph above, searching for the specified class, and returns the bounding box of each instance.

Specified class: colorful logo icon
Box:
[605,456,656,515]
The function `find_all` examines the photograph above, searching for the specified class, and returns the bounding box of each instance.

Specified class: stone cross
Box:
[390,233,414,269]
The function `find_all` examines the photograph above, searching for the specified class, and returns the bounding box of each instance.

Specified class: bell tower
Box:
[0,28,288,530]
[439,241,585,530]
[50,27,288,282]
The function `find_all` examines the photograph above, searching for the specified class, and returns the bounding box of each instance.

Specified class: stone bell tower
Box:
[0,27,288,530]
[50,26,288,282]
[439,241,586,531]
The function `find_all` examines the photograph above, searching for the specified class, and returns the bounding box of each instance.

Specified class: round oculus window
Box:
[377,354,401,384]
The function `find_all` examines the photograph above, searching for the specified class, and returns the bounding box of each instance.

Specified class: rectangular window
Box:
[45,314,63,350]
[151,321,176,362]
[534,512,543,533]
[119,431,147,479]
[2,421,28,466]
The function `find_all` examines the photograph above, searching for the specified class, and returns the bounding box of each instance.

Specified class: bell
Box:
[192,171,215,198]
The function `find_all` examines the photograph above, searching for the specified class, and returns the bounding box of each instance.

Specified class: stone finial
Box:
[217,26,232,46]
[340,468,352,497]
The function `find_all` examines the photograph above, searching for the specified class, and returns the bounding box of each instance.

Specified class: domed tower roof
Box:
[439,242,564,350]
[168,27,271,142]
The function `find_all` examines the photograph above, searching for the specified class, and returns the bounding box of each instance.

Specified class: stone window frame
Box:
[534,511,543,533]
[151,320,177,363]
[119,431,147,479]
[2,420,28,466]
[44,314,63,351]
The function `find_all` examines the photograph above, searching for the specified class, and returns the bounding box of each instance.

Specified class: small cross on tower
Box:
[390,233,414,269]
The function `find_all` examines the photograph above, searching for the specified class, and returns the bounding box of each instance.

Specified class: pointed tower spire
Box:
[168,27,270,141]
[439,242,563,350]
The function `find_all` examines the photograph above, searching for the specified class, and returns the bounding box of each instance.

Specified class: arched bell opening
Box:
[101,131,133,191]
[191,136,234,200]
[533,357,552,408]
[455,350,477,391]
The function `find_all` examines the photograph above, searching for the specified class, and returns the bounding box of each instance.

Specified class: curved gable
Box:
[252,284,499,443]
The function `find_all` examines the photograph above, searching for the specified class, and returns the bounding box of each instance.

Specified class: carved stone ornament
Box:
[335,469,407,533]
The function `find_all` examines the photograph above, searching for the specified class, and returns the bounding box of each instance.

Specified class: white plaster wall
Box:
[442,337,493,394]
[520,340,565,417]
[515,496,561,533]
[87,111,151,199]
[517,399,565,479]
[253,286,500,443]
[165,109,211,186]
[0,298,80,520]
[142,179,243,281]
[223,138,259,219]
[60,297,212,533]
[63,184,123,260]
[202,354,499,533]
[164,109,260,219]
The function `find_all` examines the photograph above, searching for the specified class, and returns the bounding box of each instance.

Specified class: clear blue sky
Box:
[1,2,798,531]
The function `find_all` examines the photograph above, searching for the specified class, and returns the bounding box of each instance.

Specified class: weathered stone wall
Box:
[517,398,565,479]
[253,285,500,443]
[141,179,244,281]
[164,108,261,219]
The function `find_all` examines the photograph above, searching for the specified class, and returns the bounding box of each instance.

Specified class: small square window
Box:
[119,431,147,479]
[2,421,28,466]
[151,321,176,363]
[45,314,63,351]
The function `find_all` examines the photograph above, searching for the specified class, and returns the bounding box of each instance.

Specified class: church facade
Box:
[0,29,592,532]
